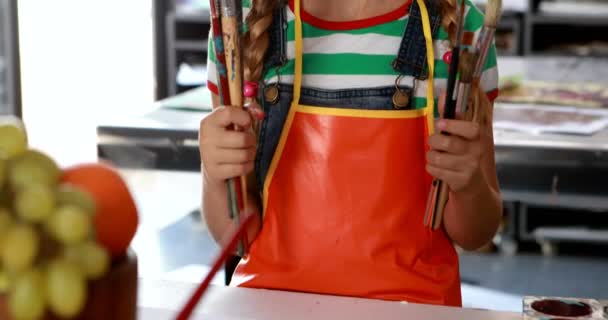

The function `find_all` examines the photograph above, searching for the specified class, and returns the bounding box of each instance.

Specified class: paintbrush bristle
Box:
[459,49,475,83]
[484,0,503,28]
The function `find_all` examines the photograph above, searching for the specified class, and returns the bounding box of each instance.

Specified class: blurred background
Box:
[1,0,607,313]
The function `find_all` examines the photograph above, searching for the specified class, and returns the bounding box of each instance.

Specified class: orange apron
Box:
[231,0,461,306]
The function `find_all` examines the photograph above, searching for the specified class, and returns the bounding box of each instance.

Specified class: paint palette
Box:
[523,296,608,319]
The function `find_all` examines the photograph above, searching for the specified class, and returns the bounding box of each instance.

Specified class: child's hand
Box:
[425,93,484,193]
[199,103,263,184]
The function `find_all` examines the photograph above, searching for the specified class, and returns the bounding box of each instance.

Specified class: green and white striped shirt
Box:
[207,0,499,109]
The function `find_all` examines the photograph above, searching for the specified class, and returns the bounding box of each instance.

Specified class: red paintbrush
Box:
[175,212,255,320]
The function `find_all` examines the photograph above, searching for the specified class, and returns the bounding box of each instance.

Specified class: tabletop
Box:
[493,57,608,152]
[136,279,522,320]
[97,56,608,152]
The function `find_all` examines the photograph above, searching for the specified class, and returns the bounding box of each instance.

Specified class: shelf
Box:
[175,11,210,23]
[531,13,608,26]
[177,83,201,89]
[501,190,608,211]
[175,40,208,52]
[533,227,608,244]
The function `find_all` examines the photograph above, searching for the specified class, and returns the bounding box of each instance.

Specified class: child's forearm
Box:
[442,175,502,251]
[202,171,262,247]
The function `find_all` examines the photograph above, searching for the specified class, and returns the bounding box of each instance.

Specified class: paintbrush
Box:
[473,0,502,81]
[470,0,502,122]
[175,212,256,320]
[443,0,467,120]
[209,0,232,108]
[424,0,468,229]
[209,0,249,256]
[221,0,250,257]
[456,49,475,118]
[425,0,504,230]
[425,49,477,230]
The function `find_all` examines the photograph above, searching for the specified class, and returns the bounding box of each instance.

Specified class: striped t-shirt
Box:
[207,0,499,111]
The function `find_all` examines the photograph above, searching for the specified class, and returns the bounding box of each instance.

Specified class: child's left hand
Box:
[426,118,483,193]
[425,92,485,193]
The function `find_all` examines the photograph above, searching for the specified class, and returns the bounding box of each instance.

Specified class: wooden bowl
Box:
[0,250,138,320]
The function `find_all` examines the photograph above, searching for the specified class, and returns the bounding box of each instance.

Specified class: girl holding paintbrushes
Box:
[200,0,502,307]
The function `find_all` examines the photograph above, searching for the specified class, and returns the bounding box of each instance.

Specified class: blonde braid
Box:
[243,0,280,83]
[439,0,459,45]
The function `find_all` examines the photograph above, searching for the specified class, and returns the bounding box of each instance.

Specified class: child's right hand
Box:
[199,105,258,184]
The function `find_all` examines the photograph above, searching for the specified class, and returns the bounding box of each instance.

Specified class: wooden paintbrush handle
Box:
[432,183,450,230]
[427,85,480,230]
[221,2,249,256]
[221,16,243,108]
[424,179,450,230]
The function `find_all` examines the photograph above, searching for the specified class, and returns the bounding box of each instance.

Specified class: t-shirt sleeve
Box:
[464,0,500,102]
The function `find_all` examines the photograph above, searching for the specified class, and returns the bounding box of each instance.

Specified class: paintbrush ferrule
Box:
[220,0,239,17]
[456,83,470,115]
[473,27,496,79]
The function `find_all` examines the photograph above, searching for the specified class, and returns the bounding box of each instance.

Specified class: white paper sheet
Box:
[493,103,608,135]
[539,1,608,16]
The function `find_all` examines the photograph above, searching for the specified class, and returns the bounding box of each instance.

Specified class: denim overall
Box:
[255,0,443,193]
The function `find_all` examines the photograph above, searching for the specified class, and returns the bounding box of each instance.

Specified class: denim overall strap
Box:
[263,1,288,73]
[392,0,442,80]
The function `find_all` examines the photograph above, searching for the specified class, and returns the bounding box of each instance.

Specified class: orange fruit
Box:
[61,163,138,258]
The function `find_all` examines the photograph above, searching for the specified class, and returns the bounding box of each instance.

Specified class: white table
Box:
[137,279,521,320]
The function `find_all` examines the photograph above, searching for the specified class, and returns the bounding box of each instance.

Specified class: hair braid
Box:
[438,0,459,45]
[243,0,280,83]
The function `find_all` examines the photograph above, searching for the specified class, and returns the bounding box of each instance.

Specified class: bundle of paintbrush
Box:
[209,0,249,254]
[424,0,503,230]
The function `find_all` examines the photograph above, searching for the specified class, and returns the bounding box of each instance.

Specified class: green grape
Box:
[0,207,13,229]
[1,224,38,272]
[0,158,6,189]
[8,269,46,320]
[0,188,11,208]
[62,245,81,265]
[48,205,91,245]
[0,206,13,227]
[0,116,28,159]
[8,150,60,189]
[0,268,11,293]
[64,241,110,280]
[15,184,56,223]
[0,207,14,255]
[56,184,96,215]
[46,258,87,318]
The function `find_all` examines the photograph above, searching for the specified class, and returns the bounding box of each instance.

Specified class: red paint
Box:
[531,299,592,318]
[207,81,219,95]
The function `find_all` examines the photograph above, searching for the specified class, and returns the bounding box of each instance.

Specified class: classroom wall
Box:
[18,0,156,167]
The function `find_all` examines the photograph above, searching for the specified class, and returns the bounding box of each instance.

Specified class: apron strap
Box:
[292,0,436,136]
[416,0,436,135]
[293,0,304,105]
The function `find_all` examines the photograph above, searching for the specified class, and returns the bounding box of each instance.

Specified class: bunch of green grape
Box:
[0,116,110,320]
